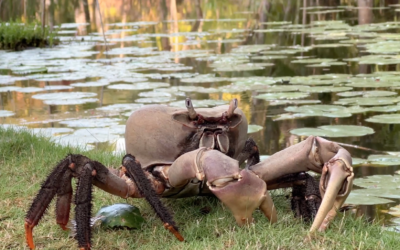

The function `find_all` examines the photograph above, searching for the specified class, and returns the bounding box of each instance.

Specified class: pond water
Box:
[1,0,400,231]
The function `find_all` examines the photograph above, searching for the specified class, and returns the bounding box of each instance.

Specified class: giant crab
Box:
[25,98,354,250]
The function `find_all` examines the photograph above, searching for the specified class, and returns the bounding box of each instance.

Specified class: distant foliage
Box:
[0,21,59,50]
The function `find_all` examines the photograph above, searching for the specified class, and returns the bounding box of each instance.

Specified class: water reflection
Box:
[1,0,400,228]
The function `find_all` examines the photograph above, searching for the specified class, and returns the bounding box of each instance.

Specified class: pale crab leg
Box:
[248,136,354,232]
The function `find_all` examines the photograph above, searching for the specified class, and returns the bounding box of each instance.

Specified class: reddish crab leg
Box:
[55,171,73,230]
[25,157,72,249]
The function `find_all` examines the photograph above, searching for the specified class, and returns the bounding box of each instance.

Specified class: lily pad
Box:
[135,97,175,103]
[0,86,22,92]
[354,174,400,189]
[290,125,374,138]
[335,97,400,106]
[44,85,74,90]
[254,92,309,100]
[17,87,45,93]
[96,103,144,112]
[350,188,400,199]
[108,82,170,90]
[95,203,145,229]
[247,125,263,134]
[169,99,228,108]
[366,114,400,124]
[59,118,121,128]
[32,92,97,100]
[212,63,272,72]
[0,110,15,117]
[44,98,98,105]
[366,155,400,166]
[345,192,395,205]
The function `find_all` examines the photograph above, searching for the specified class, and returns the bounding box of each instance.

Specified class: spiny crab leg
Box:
[25,154,181,250]
[249,136,354,232]
[25,156,73,250]
[122,154,184,242]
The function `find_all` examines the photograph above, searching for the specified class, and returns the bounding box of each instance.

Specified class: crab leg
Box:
[248,136,354,232]
[122,154,184,242]
[55,171,73,230]
[75,163,95,250]
[25,157,73,249]
[236,137,260,167]
[25,154,174,250]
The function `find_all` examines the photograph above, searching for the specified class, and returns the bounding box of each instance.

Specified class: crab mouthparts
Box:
[199,130,229,154]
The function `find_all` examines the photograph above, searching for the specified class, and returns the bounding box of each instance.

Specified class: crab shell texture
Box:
[125,104,248,169]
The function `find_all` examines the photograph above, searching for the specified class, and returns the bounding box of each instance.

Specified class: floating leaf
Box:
[95,203,145,229]
[44,98,98,105]
[354,174,400,189]
[366,155,400,166]
[350,188,400,199]
[247,125,263,134]
[335,97,400,106]
[17,87,45,93]
[32,92,97,100]
[290,125,374,138]
[254,92,309,100]
[352,157,368,166]
[212,63,273,72]
[96,103,144,112]
[108,82,170,90]
[59,118,121,128]
[169,99,228,108]
[345,192,395,205]
[366,114,400,124]
[0,110,15,117]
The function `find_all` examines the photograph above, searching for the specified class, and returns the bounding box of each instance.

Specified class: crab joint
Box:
[68,163,75,170]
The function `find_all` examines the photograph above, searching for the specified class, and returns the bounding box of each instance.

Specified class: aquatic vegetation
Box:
[0,22,59,50]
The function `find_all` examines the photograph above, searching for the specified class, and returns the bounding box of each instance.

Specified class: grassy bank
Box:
[0,127,398,249]
[0,22,59,50]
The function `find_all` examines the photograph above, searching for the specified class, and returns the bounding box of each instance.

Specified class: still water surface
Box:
[1,0,400,230]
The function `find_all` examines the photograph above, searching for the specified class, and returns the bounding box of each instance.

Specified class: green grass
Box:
[0,127,399,250]
[0,22,59,51]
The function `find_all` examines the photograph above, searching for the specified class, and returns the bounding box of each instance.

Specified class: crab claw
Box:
[310,158,354,232]
[201,150,277,225]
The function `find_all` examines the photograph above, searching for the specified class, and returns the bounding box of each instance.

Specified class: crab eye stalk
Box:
[185,97,197,120]
[227,98,238,118]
